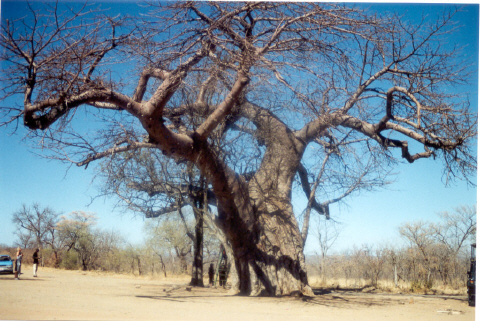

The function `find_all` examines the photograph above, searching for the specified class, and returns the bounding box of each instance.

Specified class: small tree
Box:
[431,205,476,286]
[314,217,343,284]
[399,205,476,288]
[366,246,388,287]
[144,215,193,274]
[123,245,144,276]
[399,221,436,286]
[12,203,59,248]
[56,211,99,270]
[432,205,476,257]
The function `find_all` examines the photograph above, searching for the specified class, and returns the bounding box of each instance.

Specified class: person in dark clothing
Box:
[208,263,215,286]
[33,248,40,277]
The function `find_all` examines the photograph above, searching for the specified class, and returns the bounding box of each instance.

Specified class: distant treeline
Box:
[5,203,475,293]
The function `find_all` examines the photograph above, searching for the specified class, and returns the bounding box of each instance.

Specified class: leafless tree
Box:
[56,211,121,271]
[366,246,388,287]
[1,2,476,295]
[144,215,193,274]
[16,233,34,250]
[399,205,476,288]
[123,245,144,276]
[12,203,60,266]
[398,221,436,284]
[432,205,476,256]
[314,217,343,284]
[431,205,476,285]
[97,149,215,285]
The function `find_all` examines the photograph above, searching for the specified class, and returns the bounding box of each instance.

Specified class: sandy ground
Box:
[0,266,475,321]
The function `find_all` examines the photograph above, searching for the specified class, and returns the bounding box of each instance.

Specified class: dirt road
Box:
[0,267,474,320]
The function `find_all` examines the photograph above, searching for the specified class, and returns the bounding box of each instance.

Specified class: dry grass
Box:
[308,276,468,296]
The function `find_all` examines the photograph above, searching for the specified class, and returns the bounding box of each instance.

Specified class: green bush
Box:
[60,250,79,270]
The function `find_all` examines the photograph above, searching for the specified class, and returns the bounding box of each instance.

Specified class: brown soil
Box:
[0,266,474,320]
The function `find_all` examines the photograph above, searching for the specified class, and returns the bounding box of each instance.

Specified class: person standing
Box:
[208,263,215,286]
[15,247,22,280]
[33,248,40,277]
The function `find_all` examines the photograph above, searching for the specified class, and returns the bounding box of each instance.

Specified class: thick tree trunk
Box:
[179,253,188,273]
[51,249,60,268]
[219,169,313,296]
[191,121,311,296]
[238,129,312,296]
[227,199,313,296]
[190,210,204,287]
[203,211,239,292]
[81,259,88,271]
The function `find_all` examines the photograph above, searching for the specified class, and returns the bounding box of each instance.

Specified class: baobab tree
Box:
[1,2,476,296]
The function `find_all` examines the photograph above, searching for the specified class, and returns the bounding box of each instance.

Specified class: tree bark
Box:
[136,256,142,275]
[190,209,204,286]
[204,123,313,295]
[178,252,188,273]
[218,196,313,296]
[159,254,167,278]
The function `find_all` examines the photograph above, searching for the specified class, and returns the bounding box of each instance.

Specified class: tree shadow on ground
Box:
[131,281,468,310]
[135,294,236,303]
[313,285,372,294]
[133,284,391,310]
[304,293,398,309]
[308,286,469,308]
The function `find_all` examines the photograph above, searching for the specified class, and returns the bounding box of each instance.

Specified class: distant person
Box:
[33,248,40,277]
[208,263,215,286]
[15,247,22,280]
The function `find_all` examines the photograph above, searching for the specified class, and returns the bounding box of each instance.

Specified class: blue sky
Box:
[0,1,478,254]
